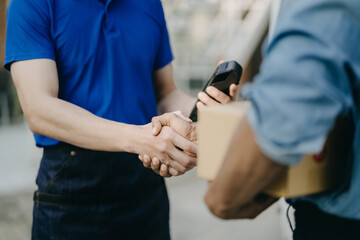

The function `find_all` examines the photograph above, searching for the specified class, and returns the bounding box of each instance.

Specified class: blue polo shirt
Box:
[4,0,173,147]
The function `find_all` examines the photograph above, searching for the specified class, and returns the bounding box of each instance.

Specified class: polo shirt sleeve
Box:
[4,0,55,71]
[153,3,173,70]
[241,0,357,166]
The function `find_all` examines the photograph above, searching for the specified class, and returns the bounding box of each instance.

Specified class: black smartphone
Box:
[189,61,243,122]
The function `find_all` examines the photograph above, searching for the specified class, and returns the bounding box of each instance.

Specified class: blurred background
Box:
[0,0,294,239]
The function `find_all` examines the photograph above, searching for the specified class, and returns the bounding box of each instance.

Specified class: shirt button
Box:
[70,151,77,156]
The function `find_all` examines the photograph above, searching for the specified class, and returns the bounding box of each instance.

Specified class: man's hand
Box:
[142,76,240,177]
[196,60,240,109]
[139,155,173,177]
[137,123,197,176]
[145,61,240,177]
[139,111,196,177]
[139,111,197,177]
[196,84,239,110]
[151,111,197,142]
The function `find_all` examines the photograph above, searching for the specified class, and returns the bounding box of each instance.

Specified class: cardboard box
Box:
[197,102,351,198]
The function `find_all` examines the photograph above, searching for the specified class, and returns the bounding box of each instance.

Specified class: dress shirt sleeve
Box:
[241,0,359,165]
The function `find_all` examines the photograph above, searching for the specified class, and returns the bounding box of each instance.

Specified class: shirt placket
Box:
[101,0,115,33]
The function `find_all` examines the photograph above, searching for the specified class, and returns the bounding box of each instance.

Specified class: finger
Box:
[151,157,161,171]
[168,145,197,169]
[168,166,182,177]
[229,84,239,100]
[166,156,188,175]
[217,60,225,66]
[189,123,198,143]
[144,154,150,164]
[138,155,143,162]
[163,116,196,143]
[159,164,171,177]
[197,91,219,106]
[156,127,196,170]
[196,101,205,109]
[160,147,189,174]
[143,155,151,168]
[206,86,231,104]
[151,117,164,136]
[152,112,178,136]
[172,134,198,161]
[184,150,197,158]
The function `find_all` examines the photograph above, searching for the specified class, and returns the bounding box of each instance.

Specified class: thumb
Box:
[152,118,165,136]
[217,60,225,67]
[151,113,174,136]
[229,84,239,101]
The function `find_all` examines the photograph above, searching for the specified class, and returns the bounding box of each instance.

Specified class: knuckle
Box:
[151,164,158,170]
[172,171,179,177]
[163,134,171,142]
[198,92,207,102]
[158,143,168,153]
[163,159,170,166]
[183,158,192,168]
[170,112,177,119]
[211,90,220,99]
[183,142,192,153]
[174,110,182,117]
[165,129,174,140]
[178,168,186,175]
[203,97,211,105]
[163,112,173,120]
[151,116,158,123]
[224,95,231,103]
[159,148,167,154]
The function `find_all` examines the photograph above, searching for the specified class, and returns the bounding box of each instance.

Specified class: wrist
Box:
[125,123,151,154]
[107,122,143,153]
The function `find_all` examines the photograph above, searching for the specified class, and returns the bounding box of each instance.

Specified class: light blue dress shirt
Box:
[242,0,360,220]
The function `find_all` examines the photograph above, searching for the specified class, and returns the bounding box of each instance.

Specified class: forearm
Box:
[25,95,141,152]
[157,88,196,116]
[205,117,287,218]
[10,59,147,153]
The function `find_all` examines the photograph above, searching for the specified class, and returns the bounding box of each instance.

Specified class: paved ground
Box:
[0,121,293,240]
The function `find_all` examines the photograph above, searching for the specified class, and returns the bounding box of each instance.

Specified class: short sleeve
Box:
[4,0,55,71]
[153,2,173,70]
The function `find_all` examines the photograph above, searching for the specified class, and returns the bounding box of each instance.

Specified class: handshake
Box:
[138,111,198,178]
[137,80,239,177]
